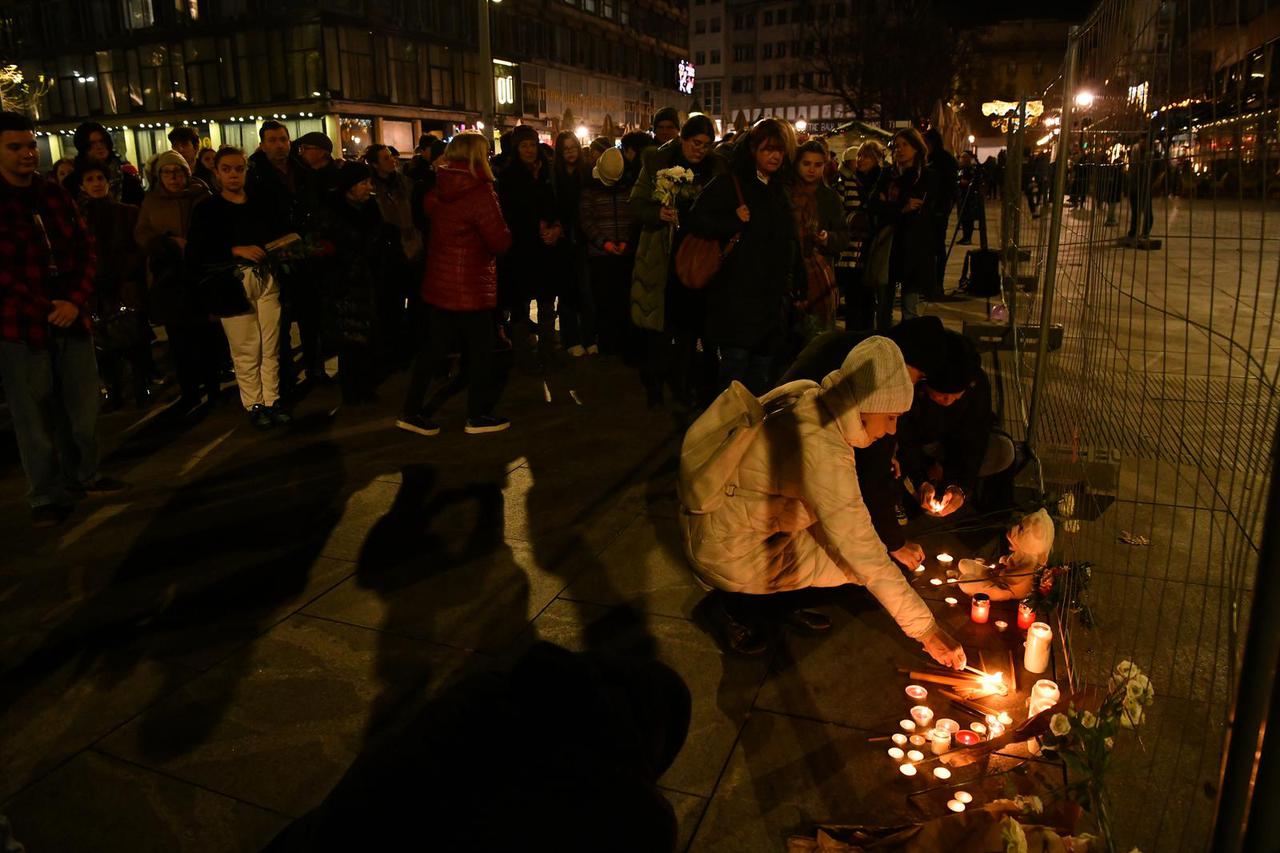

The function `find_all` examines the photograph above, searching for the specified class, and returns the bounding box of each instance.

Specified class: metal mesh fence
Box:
[995,0,1279,848]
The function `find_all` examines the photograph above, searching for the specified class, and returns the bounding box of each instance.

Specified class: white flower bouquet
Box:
[652,165,699,208]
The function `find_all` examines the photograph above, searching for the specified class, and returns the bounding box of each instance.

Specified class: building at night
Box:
[0,0,689,170]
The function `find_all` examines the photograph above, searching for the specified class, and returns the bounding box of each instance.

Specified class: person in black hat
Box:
[651,107,680,145]
[314,161,401,407]
[897,330,1015,518]
[780,316,949,567]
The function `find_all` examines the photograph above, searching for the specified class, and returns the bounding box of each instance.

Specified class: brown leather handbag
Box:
[675,176,745,290]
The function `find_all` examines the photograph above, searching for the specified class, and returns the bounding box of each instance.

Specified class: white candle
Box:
[971,722,987,737]
[937,553,954,565]
[1024,621,1053,673]
[933,766,952,780]
[929,578,944,586]
[909,734,927,746]
[947,799,966,812]
[905,684,928,701]
[900,719,917,732]
[936,718,960,734]
[892,733,908,746]
[944,596,959,606]
[906,749,924,762]
[888,747,905,760]
[900,763,918,777]
[997,712,1014,726]
[955,790,973,804]
[914,563,927,573]
[929,728,951,755]
[910,705,935,727]
[1027,679,1061,718]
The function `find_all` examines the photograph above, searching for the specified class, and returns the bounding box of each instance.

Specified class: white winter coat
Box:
[680,369,937,640]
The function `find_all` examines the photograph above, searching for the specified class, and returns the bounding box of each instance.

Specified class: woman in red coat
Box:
[398,132,513,436]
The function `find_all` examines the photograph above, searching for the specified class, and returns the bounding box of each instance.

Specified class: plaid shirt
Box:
[0,175,96,348]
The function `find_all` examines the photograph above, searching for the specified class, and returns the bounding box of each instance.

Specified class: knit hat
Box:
[510,125,539,147]
[825,336,915,413]
[842,145,859,163]
[652,107,680,131]
[296,131,333,153]
[593,148,625,186]
[334,161,372,193]
[926,331,981,394]
[146,150,191,186]
[885,315,946,378]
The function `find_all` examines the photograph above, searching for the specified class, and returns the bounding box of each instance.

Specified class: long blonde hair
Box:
[445,131,494,181]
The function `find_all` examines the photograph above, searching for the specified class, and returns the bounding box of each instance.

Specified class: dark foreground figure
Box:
[264,642,691,852]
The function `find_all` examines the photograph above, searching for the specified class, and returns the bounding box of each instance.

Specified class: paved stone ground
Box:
[1,197,1266,851]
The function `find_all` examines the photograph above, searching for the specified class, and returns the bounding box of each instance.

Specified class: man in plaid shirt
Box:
[0,111,125,527]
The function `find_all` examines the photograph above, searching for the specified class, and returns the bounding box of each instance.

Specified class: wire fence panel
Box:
[997,0,1279,849]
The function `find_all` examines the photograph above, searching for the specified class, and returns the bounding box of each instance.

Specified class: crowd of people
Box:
[2,105,989,530]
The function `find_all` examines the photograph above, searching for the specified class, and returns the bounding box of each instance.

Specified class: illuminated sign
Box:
[678,60,695,95]
[493,60,522,116]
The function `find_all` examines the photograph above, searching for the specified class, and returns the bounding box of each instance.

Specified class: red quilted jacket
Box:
[421,162,513,311]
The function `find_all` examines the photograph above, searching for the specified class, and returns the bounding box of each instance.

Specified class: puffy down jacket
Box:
[421,162,513,311]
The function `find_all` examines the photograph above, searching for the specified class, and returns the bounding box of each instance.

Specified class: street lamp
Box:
[795,118,808,133]
[1074,91,1095,109]
[575,125,589,141]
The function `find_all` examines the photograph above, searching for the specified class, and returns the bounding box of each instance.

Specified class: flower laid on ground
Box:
[1050,713,1072,737]
[1013,795,1044,814]
[1001,816,1029,853]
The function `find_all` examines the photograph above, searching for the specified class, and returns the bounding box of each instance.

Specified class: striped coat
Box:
[834,164,881,270]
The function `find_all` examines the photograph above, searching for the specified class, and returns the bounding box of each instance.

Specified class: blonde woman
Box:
[398,132,513,437]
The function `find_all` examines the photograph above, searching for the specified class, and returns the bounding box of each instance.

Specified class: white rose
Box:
[1001,817,1029,853]
[1080,710,1098,729]
[1050,713,1072,737]
[1114,660,1137,679]
[1120,698,1145,729]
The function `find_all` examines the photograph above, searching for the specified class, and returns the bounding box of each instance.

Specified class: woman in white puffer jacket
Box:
[681,335,966,666]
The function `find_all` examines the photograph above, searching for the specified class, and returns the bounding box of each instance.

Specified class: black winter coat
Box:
[186,194,284,318]
[868,164,938,295]
[897,371,996,498]
[497,160,558,303]
[316,194,401,346]
[687,169,801,351]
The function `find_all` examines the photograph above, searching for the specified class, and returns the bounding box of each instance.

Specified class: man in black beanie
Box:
[651,107,680,144]
[897,331,1015,518]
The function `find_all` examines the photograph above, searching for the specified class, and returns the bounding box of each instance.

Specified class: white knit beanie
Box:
[825,335,915,413]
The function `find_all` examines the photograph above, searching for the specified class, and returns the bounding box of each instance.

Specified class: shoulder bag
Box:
[675,176,745,290]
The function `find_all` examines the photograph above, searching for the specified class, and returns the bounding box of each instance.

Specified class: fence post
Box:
[1211,426,1280,849]
[1024,28,1080,454]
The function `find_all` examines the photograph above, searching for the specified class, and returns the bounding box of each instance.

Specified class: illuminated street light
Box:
[795,118,808,132]
[476,120,486,131]
[575,125,589,141]
[1074,91,1095,109]
[967,134,975,144]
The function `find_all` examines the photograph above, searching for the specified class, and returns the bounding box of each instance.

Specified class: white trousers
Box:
[220,268,281,410]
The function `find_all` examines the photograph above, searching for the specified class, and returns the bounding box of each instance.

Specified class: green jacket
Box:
[628,141,727,331]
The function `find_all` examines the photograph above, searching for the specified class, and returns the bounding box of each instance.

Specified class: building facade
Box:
[689,0,851,135]
[0,0,687,169]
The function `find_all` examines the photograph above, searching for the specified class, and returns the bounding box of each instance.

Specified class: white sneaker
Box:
[585,344,599,356]
[567,345,586,358]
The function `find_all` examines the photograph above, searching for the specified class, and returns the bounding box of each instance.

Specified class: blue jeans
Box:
[718,346,774,396]
[0,333,101,507]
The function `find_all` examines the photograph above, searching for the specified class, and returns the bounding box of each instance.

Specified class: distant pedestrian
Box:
[924,129,957,298]
[652,108,681,145]
[365,143,422,366]
[791,139,850,336]
[398,132,512,437]
[552,131,595,357]
[0,111,125,527]
[50,157,76,189]
[71,121,143,205]
[955,150,984,245]
[195,146,218,189]
[167,125,201,173]
[868,128,937,323]
[836,141,886,331]
[579,147,639,357]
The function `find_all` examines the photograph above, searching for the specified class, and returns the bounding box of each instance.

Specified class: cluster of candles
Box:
[892,685,1012,782]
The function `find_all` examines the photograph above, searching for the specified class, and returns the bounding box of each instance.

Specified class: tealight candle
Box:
[914,564,926,573]
[946,577,958,584]
[971,722,987,737]
[929,578,944,586]
[954,730,981,746]
[944,596,959,606]
[901,719,917,732]
[1017,600,1037,630]
[905,684,928,701]
[933,766,952,780]
[929,728,951,755]
[970,593,991,624]
[1027,679,1061,718]
[1024,621,1053,673]
[937,553,954,565]
[888,747,905,760]
[906,749,924,762]
[936,718,960,734]
[892,733,908,746]
[955,790,973,804]
[910,705,934,727]
[947,799,966,813]
[988,722,1006,739]
[997,712,1014,726]
[900,763,918,777]
[909,734,927,746]
[994,619,1009,632]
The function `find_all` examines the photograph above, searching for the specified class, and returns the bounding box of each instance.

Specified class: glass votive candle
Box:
[905,684,928,701]
[971,722,987,737]
[955,790,973,804]
[892,733,908,746]
[900,763,918,777]
[988,722,1006,739]
[947,799,966,813]
[1017,600,1037,630]
[933,766,952,780]
[929,728,952,755]
[970,593,991,624]
[997,712,1014,726]
[910,705,935,727]
[936,718,960,735]
[900,719,917,732]
[906,749,925,762]
[1028,679,1061,717]
[954,730,981,746]
[888,747,905,760]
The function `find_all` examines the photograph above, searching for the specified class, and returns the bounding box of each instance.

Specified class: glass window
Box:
[695,19,705,35]
[121,0,154,30]
[695,51,705,65]
[709,16,720,33]
[763,10,773,25]
[777,9,787,24]
[762,75,772,91]
[710,49,720,64]
[388,37,420,105]
[339,27,374,100]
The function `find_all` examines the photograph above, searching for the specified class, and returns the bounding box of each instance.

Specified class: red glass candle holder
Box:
[970,593,991,624]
